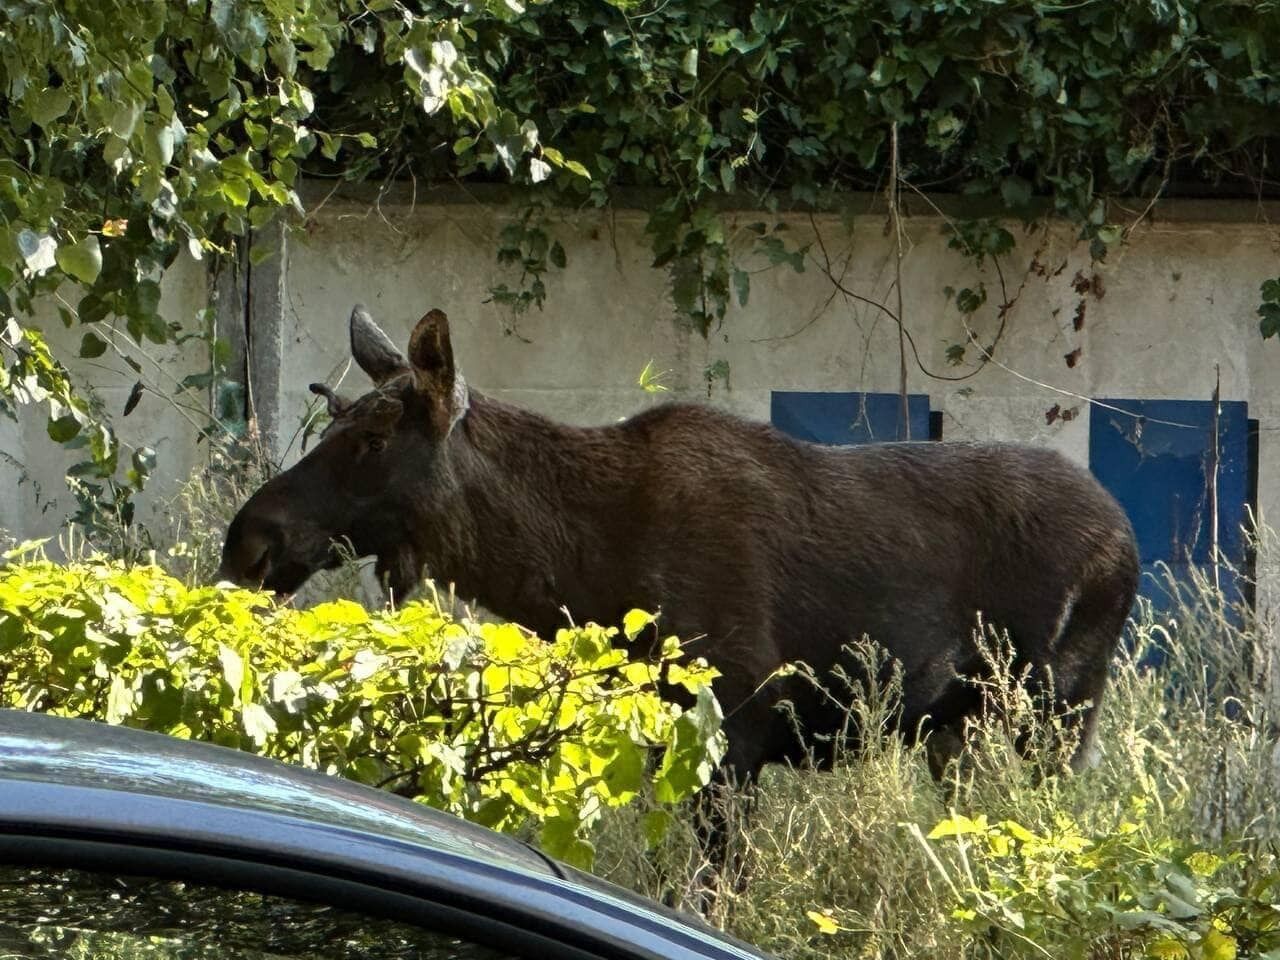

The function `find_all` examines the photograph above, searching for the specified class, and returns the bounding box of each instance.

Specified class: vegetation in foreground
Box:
[594,545,1280,960]
[3,450,1279,959]
[0,543,725,867]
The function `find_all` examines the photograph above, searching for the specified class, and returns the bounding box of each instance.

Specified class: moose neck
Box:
[419,390,635,636]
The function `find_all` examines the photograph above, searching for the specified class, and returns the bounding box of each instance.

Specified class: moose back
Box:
[219,304,1141,787]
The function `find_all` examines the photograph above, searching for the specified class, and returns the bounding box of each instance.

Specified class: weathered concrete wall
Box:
[2,189,1277,615]
[0,255,210,546]
[276,202,689,454]
[279,192,1279,524]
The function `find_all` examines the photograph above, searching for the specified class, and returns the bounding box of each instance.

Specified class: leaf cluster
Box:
[0,544,727,868]
[322,0,1279,322]
[922,806,1280,959]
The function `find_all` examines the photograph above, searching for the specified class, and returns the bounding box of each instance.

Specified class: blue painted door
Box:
[771,391,932,445]
[1088,399,1252,612]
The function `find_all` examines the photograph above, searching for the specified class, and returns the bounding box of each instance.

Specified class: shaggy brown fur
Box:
[220,304,1140,854]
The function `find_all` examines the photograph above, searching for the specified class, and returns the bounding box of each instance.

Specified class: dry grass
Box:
[52,453,1280,959]
[591,531,1280,959]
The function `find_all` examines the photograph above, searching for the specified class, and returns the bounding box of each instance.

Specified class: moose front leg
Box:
[687,656,789,908]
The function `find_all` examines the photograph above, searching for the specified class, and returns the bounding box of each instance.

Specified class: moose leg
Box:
[374,545,422,605]
[688,678,783,909]
[924,720,969,781]
[689,759,756,909]
[1048,581,1134,772]
[696,726,767,871]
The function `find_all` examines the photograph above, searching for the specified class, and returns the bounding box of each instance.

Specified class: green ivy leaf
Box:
[1259,302,1280,340]
[47,415,82,443]
[55,236,102,285]
[109,100,142,140]
[956,286,987,313]
[29,87,72,127]
[540,816,595,869]
[78,332,108,359]
[221,179,251,207]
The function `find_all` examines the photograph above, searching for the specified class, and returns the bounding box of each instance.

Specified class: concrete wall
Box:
[0,255,210,545]
[278,191,1279,526]
[2,189,1278,611]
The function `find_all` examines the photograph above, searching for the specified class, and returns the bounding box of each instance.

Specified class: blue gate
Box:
[770,391,932,445]
[1088,399,1252,611]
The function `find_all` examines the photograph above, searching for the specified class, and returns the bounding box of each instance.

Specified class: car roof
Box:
[0,708,555,874]
[0,710,774,960]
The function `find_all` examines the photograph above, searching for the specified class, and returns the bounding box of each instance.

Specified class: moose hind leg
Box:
[687,682,787,909]
[1046,580,1134,772]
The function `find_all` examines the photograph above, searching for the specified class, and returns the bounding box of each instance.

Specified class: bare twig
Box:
[888,123,910,440]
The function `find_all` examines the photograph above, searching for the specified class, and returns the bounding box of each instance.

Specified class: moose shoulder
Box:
[220,304,1140,791]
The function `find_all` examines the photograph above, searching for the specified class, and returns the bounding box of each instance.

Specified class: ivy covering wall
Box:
[1,0,1277,512]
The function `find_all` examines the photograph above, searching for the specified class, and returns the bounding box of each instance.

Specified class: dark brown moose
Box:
[220,304,1140,864]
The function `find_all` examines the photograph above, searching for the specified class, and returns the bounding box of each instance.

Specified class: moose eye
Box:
[367,435,388,454]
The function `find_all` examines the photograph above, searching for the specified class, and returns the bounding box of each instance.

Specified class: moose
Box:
[219,303,1139,873]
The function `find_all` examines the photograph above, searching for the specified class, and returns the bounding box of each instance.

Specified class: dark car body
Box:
[0,710,774,960]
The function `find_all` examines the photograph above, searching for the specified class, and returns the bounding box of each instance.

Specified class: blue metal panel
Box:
[1088,399,1251,611]
[770,391,932,445]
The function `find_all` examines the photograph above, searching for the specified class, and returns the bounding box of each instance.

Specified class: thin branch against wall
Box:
[954,311,1200,430]
[793,175,1210,433]
[1211,364,1222,596]
[747,223,849,344]
[801,220,1007,384]
[897,177,1022,371]
[49,290,237,447]
[775,188,1029,385]
[1120,149,1174,244]
[889,122,910,440]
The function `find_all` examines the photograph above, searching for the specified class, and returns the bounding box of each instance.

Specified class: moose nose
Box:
[217,510,285,588]
[215,539,271,587]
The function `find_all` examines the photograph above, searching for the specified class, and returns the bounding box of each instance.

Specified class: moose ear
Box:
[407,309,467,434]
[407,309,456,391]
[350,304,409,384]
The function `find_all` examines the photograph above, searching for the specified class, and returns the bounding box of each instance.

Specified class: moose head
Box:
[217,304,470,598]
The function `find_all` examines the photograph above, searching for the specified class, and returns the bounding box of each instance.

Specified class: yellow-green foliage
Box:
[0,544,726,868]
[919,806,1277,960]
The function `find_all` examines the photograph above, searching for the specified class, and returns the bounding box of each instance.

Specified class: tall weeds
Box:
[594,527,1280,959]
[9,449,1278,959]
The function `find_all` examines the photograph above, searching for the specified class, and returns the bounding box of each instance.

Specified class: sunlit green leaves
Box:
[0,549,726,866]
[55,236,102,285]
[0,321,98,460]
[922,805,1273,959]
[0,0,351,523]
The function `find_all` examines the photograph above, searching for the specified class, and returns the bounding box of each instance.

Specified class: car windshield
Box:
[0,865,515,960]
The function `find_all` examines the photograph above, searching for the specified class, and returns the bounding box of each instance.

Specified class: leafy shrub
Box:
[921,808,1278,960]
[0,544,726,868]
